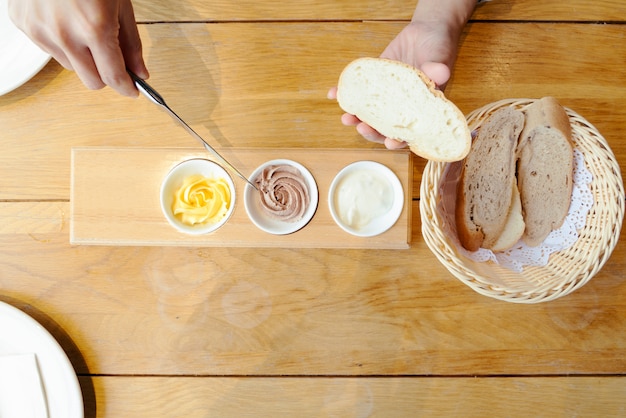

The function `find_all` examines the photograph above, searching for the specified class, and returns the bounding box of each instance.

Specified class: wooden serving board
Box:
[70,147,413,248]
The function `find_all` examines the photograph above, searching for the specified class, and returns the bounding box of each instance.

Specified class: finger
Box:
[327,86,337,100]
[384,137,408,150]
[341,113,361,127]
[50,21,109,91]
[118,0,149,80]
[420,61,451,89]
[356,122,386,144]
[90,36,138,97]
[62,44,107,91]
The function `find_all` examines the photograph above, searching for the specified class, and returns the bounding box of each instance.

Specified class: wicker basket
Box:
[420,98,625,303]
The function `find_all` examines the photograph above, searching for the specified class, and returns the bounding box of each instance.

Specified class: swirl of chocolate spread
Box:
[254,164,310,222]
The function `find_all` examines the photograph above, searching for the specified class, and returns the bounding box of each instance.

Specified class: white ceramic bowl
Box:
[0,0,51,96]
[328,161,404,237]
[160,159,236,235]
[244,159,318,235]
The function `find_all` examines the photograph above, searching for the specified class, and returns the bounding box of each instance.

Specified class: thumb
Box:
[420,62,451,89]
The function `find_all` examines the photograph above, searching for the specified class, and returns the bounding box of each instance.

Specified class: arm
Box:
[329,0,476,148]
[8,0,149,97]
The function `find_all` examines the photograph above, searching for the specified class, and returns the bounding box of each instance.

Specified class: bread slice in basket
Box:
[518,97,574,246]
[456,107,525,251]
[336,57,471,162]
[490,182,525,252]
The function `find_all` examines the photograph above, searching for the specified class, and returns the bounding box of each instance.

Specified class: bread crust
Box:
[518,96,572,151]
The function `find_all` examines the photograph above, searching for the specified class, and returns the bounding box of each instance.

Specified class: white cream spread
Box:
[334,168,394,230]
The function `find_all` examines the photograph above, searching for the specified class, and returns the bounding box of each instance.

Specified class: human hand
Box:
[328,19,460,149]
[8,0,149,97]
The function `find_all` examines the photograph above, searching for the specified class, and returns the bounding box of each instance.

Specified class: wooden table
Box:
[1,1,625,416]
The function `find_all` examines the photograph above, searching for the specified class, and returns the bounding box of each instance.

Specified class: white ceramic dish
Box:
[0,0,51,96]
[0,301,84,418]
[244,159,318,235]
[160,158,236,234]
[328,160,404,237]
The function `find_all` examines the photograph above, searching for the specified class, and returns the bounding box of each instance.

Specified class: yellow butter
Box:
[172,174,231,226]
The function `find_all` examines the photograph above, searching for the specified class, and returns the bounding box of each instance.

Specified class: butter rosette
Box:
[172,174,232,226]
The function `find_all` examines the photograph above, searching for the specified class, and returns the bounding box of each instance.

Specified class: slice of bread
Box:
[455,107,525,251]
[517,97,573,246]
[336,57,471,162]
[490,182,525,252]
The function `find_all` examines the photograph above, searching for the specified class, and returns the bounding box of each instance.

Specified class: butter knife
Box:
[128,71,259,191]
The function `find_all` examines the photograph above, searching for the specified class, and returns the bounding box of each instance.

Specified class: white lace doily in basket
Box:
[439,148,593,272]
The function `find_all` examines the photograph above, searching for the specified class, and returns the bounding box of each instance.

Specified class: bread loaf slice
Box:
[517,97,573,246]
[336,57,471,162]
[455,107,525,251]
[490,182,525,252]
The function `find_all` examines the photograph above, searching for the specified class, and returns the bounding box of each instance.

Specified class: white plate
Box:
[160,158,236,235]
[328,160,404,237]
[244,159,318,235]
[0,0,51,96]
[0,301,84,418]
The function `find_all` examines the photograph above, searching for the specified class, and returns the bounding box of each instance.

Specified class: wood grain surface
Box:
[130,0,626,22]
[84,376,626,417]
[1,1,625,416]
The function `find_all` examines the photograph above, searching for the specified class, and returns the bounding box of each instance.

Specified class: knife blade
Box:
[128,71,259,191]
